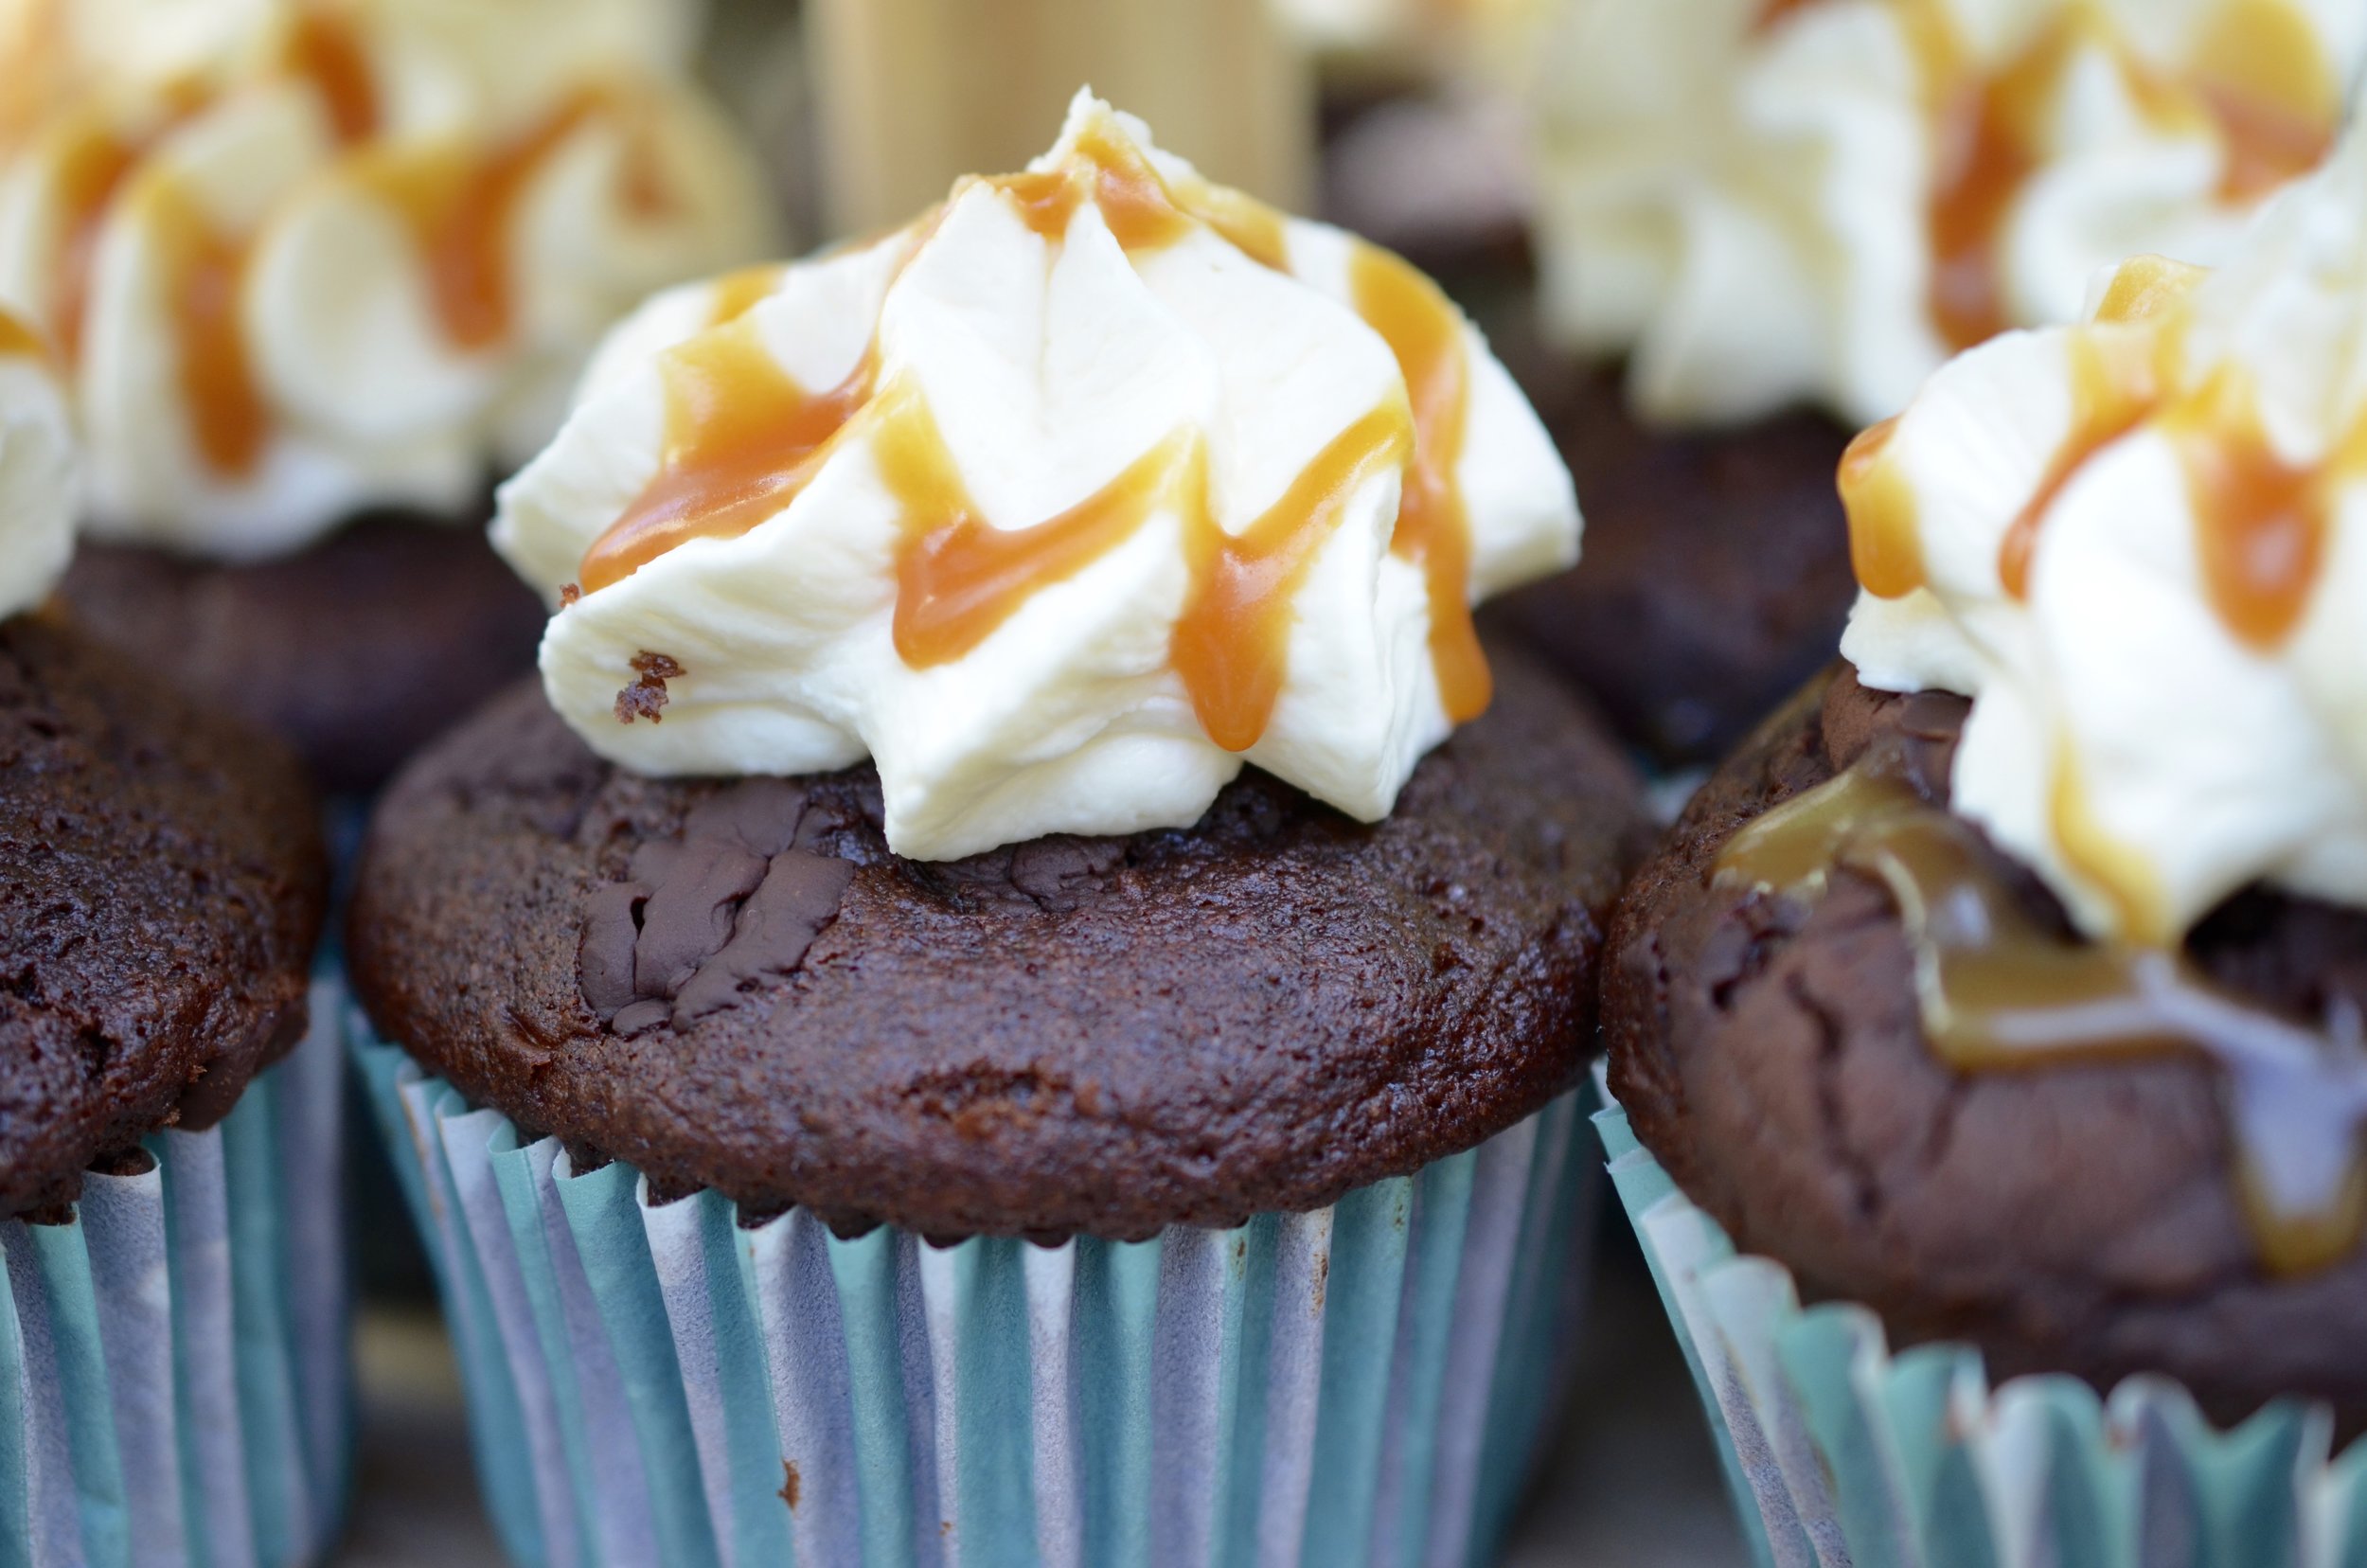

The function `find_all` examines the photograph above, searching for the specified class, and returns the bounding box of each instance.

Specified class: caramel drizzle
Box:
[25,4,674,481]
[148,181,270,477]
[1718,757,2367,1274]
[363,86,671,353]
[1842,252,2334,653]
[1885,0,2336,352]
[705,263,787,329]
[579,118,1479,753]
[0,308,45,360]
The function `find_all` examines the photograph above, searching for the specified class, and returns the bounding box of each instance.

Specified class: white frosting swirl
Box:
[1525,0,2365,427]
[0,0,772,561]
[1841,122,2367,944]
[496,93,1579,862]
[0,310,74,620]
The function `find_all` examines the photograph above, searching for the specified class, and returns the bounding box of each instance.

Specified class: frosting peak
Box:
[0,306,74,619]
[0,0,773,560]
[1526,0,2360,427]
[496,93,1579,861]
[1840,120,2367,945]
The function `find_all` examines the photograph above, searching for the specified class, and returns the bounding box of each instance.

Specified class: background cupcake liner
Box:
[1,975,352,1568]
[352,1024,1597,1568]
[1593,1078,2367,1568]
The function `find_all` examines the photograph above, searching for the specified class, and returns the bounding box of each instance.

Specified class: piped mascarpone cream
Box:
[0,305,74,619]
[1526,0,2363,428]
[0,0,773,560]
[496,92,1579,862]
[1841,118,2367,947]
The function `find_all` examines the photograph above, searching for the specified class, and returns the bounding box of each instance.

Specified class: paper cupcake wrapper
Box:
[1,975,352,1568]
[352,1025,1596,1568]
[1593,1078,2367,1568]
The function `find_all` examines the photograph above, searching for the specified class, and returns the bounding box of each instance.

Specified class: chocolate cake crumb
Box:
[614,650,685,725]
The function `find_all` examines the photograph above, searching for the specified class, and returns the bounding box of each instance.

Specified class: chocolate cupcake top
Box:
[1521,0,2359,426]
[354,94,1642,1238]
[0,0,773,558]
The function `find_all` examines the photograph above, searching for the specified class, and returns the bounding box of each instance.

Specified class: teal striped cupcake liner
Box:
[353,1024,1596,1568]
[1593,1081,2367,1568]
[1,975,352,1568]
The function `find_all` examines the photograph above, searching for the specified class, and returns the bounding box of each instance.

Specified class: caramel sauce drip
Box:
[1173,405,1414,748]
[0,309,45,359]
[1354,243,1486,722]
[1718,757,2367,1274]
[372,89,667,352]
[1839,415,1923,599]
[886,397,1178,671]
[149,181,268,478]
[2166,370,2338,651]
[1926,32,2042,352]
[283,7,379,145]
[578,318,875,594]
[706,264,786,328]
[580,116,1474,755]
[1847,255,2209,606]
[50,116,151,365]
[1996,327,2167,599]
[1909,1,2332,353]
[2193,0,2339,201]
[1752,0,1819,32]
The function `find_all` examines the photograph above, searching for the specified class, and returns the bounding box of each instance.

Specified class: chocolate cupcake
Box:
[0,316,340,1564]
[1490,0,2358,758]
[1601,134,2367,1562]
[350,94,1649,1563]
[0,0,774,791]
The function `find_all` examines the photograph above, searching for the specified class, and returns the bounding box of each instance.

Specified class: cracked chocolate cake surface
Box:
[347,646,1650,1239]
[1605,665,2367,1429]
[62,511,546,793]
[0,619,327,1220]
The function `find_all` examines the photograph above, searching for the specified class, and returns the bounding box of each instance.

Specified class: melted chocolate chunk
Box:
[614,650,685,725]
[577,777,852,1034]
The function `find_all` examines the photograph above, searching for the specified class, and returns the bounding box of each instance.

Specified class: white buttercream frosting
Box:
[0,310,74,620]
[496,93,1579,862]
[0,0,771,561]
[1526,0,2365,428]
[1840,121,2367,944]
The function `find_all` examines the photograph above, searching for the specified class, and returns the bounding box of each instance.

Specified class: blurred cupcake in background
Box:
[0,0,775,791]
[349,92,1648,1562]
[1603,119,2367,1561]
[1269,0,1545,286]
[1493,0,2364,759]
[0,308,343,1567]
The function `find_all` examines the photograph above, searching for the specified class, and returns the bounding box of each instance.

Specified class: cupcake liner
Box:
[352,1023,1597,1568]
[1592,1073,2367,1568]
[1,974,352,1568]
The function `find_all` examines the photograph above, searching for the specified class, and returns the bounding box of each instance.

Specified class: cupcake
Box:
[0,312,339,1563]
[349,92,1649,1561]
[1601,116,2367,1560]
[1491,0,2362,758]
[0,0,774,791]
